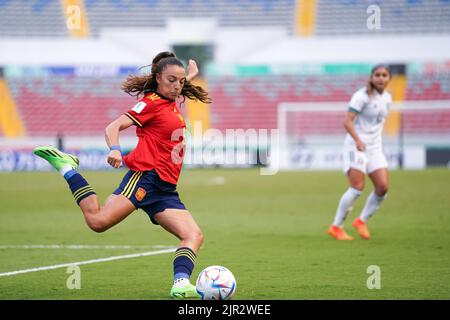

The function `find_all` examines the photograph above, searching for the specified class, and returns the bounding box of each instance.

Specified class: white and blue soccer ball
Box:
[196,265,237,300]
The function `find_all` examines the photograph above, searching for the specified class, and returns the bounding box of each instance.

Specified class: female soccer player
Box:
[328,64,392,240]
[34,52,211,298]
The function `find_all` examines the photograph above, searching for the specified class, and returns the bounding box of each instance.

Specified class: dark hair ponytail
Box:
[121,51,175,97]
[121,51,211,103]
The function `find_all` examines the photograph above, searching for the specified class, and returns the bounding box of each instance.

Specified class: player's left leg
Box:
[353,167,389,239]
[154,209,203,299]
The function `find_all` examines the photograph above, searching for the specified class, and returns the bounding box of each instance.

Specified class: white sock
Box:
[360,192,386,222]
[59,164,75,176]
[333,187,362,227]
[173,277,190,288]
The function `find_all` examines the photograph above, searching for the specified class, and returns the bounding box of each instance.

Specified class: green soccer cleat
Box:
[33,146,79,171]
[170,283,200,299]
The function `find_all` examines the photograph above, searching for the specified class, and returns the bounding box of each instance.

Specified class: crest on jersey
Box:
[135,187,147,201]
[132,102,147,114]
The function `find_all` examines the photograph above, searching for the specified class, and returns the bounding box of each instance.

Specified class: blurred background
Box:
[0,0,449,172]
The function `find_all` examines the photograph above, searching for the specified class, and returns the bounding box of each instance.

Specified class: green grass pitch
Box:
[0,168,449,299]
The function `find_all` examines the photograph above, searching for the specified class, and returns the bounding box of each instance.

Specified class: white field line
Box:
[0,244,174,250]
[0,248,176,277]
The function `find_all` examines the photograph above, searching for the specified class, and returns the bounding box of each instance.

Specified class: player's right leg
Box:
[34,146,97,206]
[34,146,79,172]
[328,168,365,240]
[329,145,367,240]
[78,194,136,232]
[34,146,136,232]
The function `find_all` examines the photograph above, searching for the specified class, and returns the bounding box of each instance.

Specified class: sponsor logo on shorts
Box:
[135,187,147,201]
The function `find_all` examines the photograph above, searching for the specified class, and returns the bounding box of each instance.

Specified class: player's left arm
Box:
[186,59,199,82]
[104,115,134,168]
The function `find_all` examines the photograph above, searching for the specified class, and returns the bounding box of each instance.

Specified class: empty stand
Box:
[85,0,295,36]
[406,73,450,100]
[1,0,449,37]
[402,108,450,134]
[7,76,137,135]
[207,72,450,135]
[207,74,367,131]
[4,70,450,136]
[316,0,450,35]
[0,0,68,37]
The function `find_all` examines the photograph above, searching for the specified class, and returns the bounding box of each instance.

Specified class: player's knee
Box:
[87,217,110,233]
[187,228,204,247]
[376,185,388,196]
[197,230,204,246]
[352,182,365,191]
[88,223,108,233]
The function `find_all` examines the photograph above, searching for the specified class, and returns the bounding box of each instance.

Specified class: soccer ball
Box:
[196,265,237,300]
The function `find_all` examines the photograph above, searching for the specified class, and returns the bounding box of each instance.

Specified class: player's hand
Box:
[186,59,199,82]
[107,150,122,168]
[356,139,366,151]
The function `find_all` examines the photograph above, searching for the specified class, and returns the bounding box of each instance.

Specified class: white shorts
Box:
[342,143,388,175]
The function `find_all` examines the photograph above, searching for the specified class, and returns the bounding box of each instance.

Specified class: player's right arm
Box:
[345,90,367,151]
[344,111,365,151]
[105,115,134,168]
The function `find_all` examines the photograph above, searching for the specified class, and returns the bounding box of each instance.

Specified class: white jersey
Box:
[344,87,392,148]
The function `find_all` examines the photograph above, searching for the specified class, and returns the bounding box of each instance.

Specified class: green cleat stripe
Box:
[48,150,61,158]
[69,155,79,165]
[40,150,54,157]
[53,150,64,158]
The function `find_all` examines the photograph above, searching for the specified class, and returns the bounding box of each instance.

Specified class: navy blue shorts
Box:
[113,169,186,224]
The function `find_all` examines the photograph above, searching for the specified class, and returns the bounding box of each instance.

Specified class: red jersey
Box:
[123,92,186,185]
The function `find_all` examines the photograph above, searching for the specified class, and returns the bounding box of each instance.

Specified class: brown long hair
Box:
[367,63,391,96]
[121,51,211,103]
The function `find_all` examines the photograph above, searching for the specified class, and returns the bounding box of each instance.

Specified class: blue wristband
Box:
[110,145,122,152]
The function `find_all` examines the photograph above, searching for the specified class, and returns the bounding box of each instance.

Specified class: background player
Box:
[328,64,392,240]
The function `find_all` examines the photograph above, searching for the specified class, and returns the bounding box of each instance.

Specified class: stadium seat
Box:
[316,0,450,35]
[7,76,136,135]
[0,0,68,37]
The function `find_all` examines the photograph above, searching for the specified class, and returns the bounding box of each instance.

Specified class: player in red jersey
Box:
[34,52,211,299]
